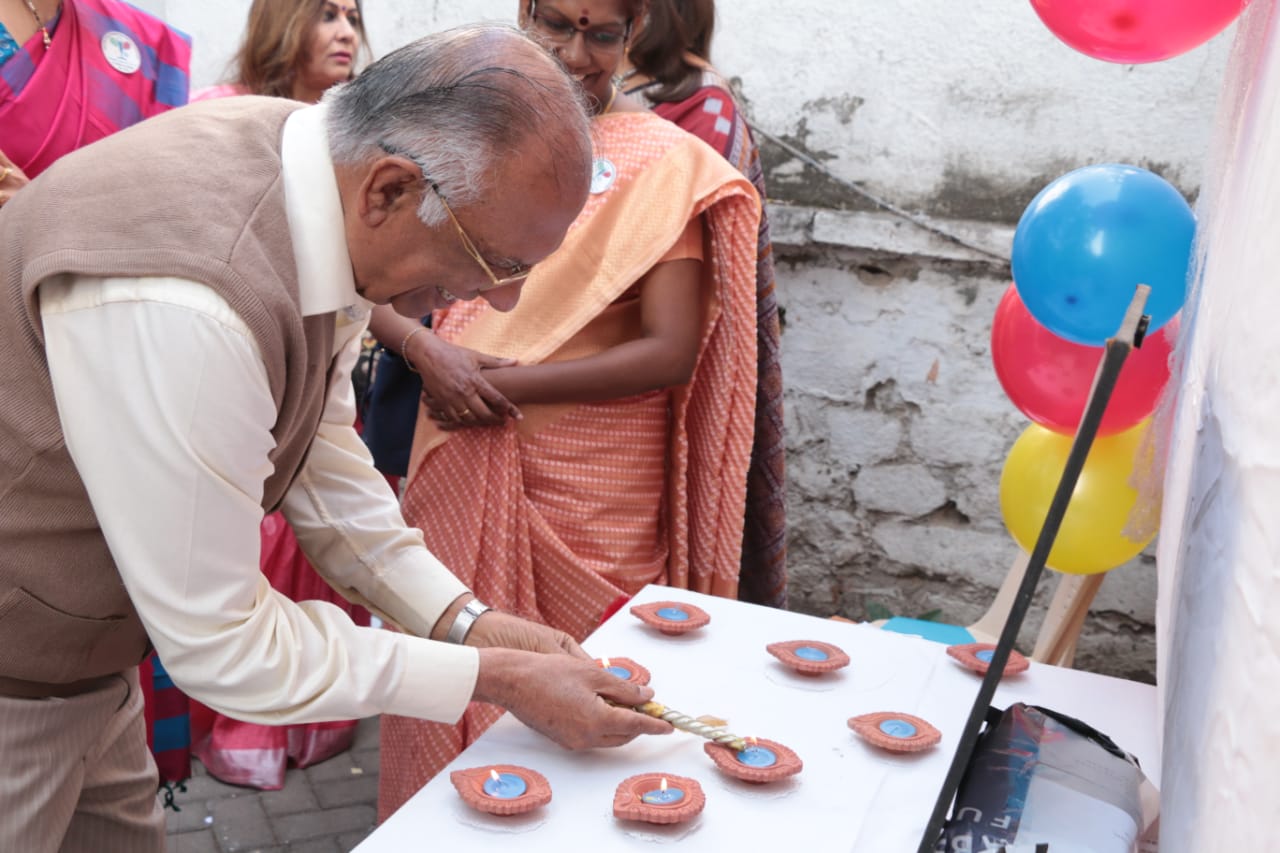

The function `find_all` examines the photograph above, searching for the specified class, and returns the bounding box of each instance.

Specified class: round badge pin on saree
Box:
[101,31,141,74]
[591,157,617,194]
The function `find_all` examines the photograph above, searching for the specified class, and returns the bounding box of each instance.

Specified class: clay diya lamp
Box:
[703,736,803,783]
[946,642,1030,677]
[450,765,552,816]
[613,773,706,824]
[766,640,850,675]
[848,712,942,753]
[630,601,711,635]
[595,656,651,685]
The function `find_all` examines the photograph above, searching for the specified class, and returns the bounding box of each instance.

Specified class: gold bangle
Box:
[0,166,11,184]
[399,325,428,373]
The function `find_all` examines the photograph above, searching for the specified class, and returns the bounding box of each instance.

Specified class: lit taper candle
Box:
[617,700,749,752]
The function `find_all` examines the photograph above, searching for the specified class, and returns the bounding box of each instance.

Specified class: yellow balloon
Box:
[999,420,1154,575]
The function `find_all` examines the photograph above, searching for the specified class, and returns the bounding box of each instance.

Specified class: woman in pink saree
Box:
[177,0,372,793]
[378,0,761,819]
[0,0,189,203]
[0,0,191,789]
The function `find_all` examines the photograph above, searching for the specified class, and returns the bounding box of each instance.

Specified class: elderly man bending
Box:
[0,23,669,852]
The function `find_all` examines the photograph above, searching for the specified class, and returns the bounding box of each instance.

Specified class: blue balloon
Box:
[1011,164,1195,346]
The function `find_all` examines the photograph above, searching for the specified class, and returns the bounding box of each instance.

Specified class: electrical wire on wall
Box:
[745,120,1011,265]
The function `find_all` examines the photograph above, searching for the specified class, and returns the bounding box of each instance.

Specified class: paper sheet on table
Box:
[360,585,1158,852]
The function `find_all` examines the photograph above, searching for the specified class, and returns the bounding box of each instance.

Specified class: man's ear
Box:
[517,0,532,28]
[358,157,421,227]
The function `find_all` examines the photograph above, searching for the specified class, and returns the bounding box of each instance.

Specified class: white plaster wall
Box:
[127,0,1238,680]
[132,0,517,89]
[773,240,1159,678]
[139,0,1231,216]
[716,0,1231,218]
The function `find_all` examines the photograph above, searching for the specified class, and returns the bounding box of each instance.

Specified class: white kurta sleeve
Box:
[40,275,477,724]
[280,315,470,642]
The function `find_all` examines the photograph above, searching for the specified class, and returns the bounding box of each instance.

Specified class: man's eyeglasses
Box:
[527,3,632,55]
[378,141,532,292]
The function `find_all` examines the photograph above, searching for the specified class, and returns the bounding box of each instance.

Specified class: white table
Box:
[359,585,1159,851]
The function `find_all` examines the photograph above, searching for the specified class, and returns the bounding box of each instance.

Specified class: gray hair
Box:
[323,23,591,226]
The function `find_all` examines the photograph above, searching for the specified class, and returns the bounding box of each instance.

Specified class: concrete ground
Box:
[164,717,381,852]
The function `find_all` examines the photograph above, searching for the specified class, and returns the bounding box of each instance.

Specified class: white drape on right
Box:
[1155,2,1280,848]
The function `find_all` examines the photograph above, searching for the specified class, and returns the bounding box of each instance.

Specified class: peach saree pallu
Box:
[378,112,760,819]
[628,59,788,608]
[651,63,789,610]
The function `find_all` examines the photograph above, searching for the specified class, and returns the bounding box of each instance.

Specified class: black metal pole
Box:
[915,284,1152,853]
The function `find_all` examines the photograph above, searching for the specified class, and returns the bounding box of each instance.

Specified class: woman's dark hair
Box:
[626,0,715,103]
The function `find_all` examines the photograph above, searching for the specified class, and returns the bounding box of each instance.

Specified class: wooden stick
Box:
[968,550,1031,644]
[1033,573,1106,667]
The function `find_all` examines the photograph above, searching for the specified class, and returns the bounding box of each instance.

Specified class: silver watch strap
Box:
[445,598,491,644]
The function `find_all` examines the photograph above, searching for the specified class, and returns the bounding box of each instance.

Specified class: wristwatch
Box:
[445,598,491,645]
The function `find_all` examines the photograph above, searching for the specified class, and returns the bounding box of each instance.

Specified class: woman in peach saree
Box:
[377,0,761,819]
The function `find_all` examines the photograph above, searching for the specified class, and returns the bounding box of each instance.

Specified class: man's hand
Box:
[431,599,671,749]
[406,330,519,427]
[473,648,674,750]
[465,609,590,659]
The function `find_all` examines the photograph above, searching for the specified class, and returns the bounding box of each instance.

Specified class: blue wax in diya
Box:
[605,665,633,679]
[975,649,995,663]
[656,606,690,622]
[482,772,528,799]
[878,719,918,739]
[641,785,685,805]
[793,645,829,661]
[736,745,778,767]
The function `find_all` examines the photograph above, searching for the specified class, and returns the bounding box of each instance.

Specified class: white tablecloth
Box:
[359,585,1159,851]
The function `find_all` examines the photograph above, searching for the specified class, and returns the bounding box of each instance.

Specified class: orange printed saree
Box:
[378,111,760,819]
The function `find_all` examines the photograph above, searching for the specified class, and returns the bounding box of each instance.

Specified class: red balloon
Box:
[991,284,1175,436]
[1029,0,1250,63]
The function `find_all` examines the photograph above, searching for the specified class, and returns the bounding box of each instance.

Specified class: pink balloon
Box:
[991,284,1176,436]
[1030,0,1250,63]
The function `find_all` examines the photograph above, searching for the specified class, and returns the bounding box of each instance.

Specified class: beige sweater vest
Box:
[0,97,337,696]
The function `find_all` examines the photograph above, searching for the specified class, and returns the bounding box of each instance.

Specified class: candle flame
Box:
[489,769,501,782]
[600,657,610,668]
[749,736,758,746]
[659,777,668,792]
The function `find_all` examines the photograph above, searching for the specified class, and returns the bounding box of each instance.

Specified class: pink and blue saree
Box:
[0,0,190,177]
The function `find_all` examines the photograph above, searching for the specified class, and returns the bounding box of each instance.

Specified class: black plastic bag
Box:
[938,703,1156,853]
